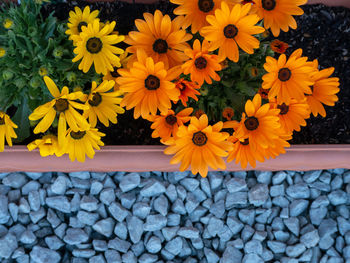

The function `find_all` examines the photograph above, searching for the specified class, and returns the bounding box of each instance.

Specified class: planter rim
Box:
[1,144,349,173]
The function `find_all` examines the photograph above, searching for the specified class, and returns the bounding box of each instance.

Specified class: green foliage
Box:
[186,41,274,123]
[0,0,98,142]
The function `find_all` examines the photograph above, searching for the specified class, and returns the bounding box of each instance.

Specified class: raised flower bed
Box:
[0,0,349,174]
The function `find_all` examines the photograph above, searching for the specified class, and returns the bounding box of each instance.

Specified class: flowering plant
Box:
[0,0,340,177]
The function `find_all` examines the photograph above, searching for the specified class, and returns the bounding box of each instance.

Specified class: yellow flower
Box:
[27,134,64,157]
[66,6,99,40]
[103,52,131,91]
[83,80,125,127]
[3,19,13,29]
[39,67,48,76]
[29,76,89,146]
[0,111,18,152]
[63,127,105,162]
[0,47,6,58]
[72,19,125,75]
[164,114,233,177]
[262,49,314,105]
[200,2,265,62]
[117,49,181,119]
[124,10,192,69]
[253,0,306,37]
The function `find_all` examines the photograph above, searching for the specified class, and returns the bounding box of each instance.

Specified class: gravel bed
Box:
[0,169,350,262]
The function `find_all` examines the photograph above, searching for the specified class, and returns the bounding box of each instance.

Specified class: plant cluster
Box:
[0,0,340,177]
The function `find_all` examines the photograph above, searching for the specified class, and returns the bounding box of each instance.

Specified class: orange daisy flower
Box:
[253,0,306,37]
[270,98,310,133]
[174,78,201,107]
[164,114,233,177]
[182,39,221,86]
[194,109,206,118]
[148,108,193,141]
[258,87,269,99]
[270,39,289,54]
[124,10,192,69]
[262,49,314,105]
[170,0,224,34]
[307,60,340,117]
[222,107,234,120]
[200,2,265,62]
[116,49,181,119]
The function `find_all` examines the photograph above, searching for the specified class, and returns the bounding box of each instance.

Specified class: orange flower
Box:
[124,10,192,69]
[174,78,201,107]
[148,108,193,141]
[250,67,259,77]
[307,60,340,117]
[116,49,181,119]
[222,107,234,120]
[270,39,289,54]
[194,109,205,118]
[258,87,269,99]
[182,39,221,86]
[164,114,233,177]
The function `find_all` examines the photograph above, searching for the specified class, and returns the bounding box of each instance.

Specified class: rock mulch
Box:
[0,169,350,262]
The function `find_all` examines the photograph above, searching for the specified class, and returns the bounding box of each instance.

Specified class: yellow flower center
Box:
[277,103,289,115]
[192,131,208,146]
[54,99,69,112]
[145,75,160,90]
[3,19,13,29]
[153,39,168,54]
[278,68,292,82]
[195,57,207,70]
[70,130,86,140]
[240,138,249,145]
[0,116,4,125]
[78,21,88,33]
[165,115,177,126]
[262,0,276,11]
[223,24,238,39]
[86,37,103,54]
[110,67,120,78]
[198,0,214,13]
[244,116,259,131]
[88,92,102,107]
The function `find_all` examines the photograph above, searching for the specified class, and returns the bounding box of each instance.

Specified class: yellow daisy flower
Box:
[200,2,265,62]
[83,80,125,127]
[0,47,6,58]
[39,67,48,76]
[0,111,18,152]
[124,10,192,69]
[164,114,233,177]
[65,6,99,40]
[27,134,64,157]
[3,18,13,29]
[253,0,306,37]
[29,76,89,146]
[262,49,315,105]
[103,52,131,91]
[116,49,181,119]
[63,127,105,163]
[72,19,125,75]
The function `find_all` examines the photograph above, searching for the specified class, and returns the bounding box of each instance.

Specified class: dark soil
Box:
[46,1,350,145]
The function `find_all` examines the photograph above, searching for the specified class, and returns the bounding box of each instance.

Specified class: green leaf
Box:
[12,97,31,143]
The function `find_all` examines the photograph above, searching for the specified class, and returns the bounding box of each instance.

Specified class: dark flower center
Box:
[145,75,160,90]
[198,0,214,12]
[153,39,168,54]
[54,99,69,113]
[240,138,249,145]
[278,68,292,82]
[244,116,259,131]
[88,92,102,107]
[192,131,208,146]
[179,83,187,91]
[224,24,238,39]
[86,37,103,54]
[0,116,4,125]
[262,0,276,11]
[277,103,289,115]
[70,130,86,140]
[165,115,177,125]
[195,57,207,70]
[77,21,88,33]
[110,67,120,78]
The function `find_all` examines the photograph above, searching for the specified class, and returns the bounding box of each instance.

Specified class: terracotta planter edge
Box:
[1,145,349,173]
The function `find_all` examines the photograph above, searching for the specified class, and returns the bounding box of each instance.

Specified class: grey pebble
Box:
[144,214,167,231]
[0,233,17,259]
[226,192,247,208]
[290,199,309,217]
[105,249,121,263]
[21,181,40,195]
[162,226,178,241]
[114,222,127,240]
[45,236,64,250]
[337,217,350,235]
[328,190,348,206]
[303,170,322,183]
[227,217,244,235]
[28,190,40,211]
[267,241,286,253]
[18,197,30,214]
[146,236,161,253]
[46,196,71,213]
[272,171,287,185]
[242,253,264,263]
[77,210,99,226]
[100,188,115,205]
[3,173,27,189]
[244,240,263,255]
[51,176,67,195]
[93,240,108,252]
[63,228,89,245]
[204,247,220,263]
[72,249,96,258]
[30,246,61,263]
[90,255,106,263]
[319,219,338,237]
[132,202,151,219]
[180,178,199,192]
[286,243,306,257]
[69,171,90,179]
[122,251,137,263]
[153,195,168,216]
[164,237,182,255]
[80,195,99,212]
[222,246,242,263]
[284,217,300,236]
[90,181,103,195]
[226,177,247,193]
[177,227,200,239]
[8,203,18,222]
[248,184,269,206]
[140,180,166,197]
[119,173,140,192]
[108,238,131,253]
[208,173,223,191]
[109,202,129,222]
[138,253,158,263]
[286,183,310,199]
[93,218,115,237]
[19,229,36,244]
[127,216,144,243]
